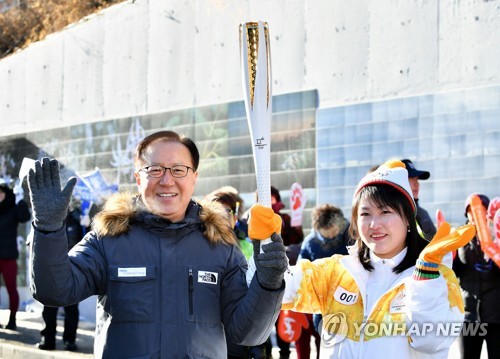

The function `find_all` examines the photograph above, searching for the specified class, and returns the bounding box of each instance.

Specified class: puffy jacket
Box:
[281,248,464,359]
[30,194,284,358]
[298,228,349,262]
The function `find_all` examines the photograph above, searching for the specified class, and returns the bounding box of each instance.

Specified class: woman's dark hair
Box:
[312,204,348,235]
[209,191,237,213]
[349,184,428,274]
[270,186,281,202]
[134,130,200,171]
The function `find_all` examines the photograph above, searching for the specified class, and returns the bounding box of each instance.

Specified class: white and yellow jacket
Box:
[279,247,464,359]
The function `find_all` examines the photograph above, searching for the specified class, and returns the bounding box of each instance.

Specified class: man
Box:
[401,159,436,241]
[27,130,287,358]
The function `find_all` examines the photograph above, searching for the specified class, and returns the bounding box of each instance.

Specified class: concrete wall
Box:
[1,0,500,136]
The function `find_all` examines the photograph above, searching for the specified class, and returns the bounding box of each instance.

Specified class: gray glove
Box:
[252,232,288,290]
[27,158,77,232]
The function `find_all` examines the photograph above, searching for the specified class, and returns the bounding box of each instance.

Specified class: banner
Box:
[290,182,306,227]
[73,168,118,205]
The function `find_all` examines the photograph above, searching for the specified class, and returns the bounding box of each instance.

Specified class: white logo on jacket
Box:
[333,286,358,305]
[198,271,218,285]
[389,289,406,314]
[118,267,146,277]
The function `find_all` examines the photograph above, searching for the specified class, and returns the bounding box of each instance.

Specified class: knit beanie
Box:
[353,159,416,214]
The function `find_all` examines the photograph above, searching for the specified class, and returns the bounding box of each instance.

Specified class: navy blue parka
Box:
[30,193,283,358]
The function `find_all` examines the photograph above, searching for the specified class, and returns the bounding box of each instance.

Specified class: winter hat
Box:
[354,159,416,213]
[464,193,490,218]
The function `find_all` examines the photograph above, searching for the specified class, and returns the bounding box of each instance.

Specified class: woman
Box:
[0,182,31,330]
[208,190,253,260]
[248,160,475,358]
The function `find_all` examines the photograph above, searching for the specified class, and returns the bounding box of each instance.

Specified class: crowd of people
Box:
[0,129,498,358]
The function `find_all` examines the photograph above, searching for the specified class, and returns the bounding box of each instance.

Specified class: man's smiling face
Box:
[134,140,198,222]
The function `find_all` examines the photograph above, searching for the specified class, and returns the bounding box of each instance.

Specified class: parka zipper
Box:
[188,268,194,316]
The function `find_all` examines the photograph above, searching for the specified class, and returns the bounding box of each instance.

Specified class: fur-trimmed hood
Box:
[92,192,238,246]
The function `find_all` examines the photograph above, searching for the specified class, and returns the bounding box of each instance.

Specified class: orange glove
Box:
[248,204,282,240]
[277,310,310,342]
[413,222,475,280]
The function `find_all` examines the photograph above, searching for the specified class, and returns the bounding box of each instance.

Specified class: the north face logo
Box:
[198,271,218,285]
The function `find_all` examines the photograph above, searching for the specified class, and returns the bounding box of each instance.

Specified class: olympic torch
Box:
[470,194,493,253]
[240,21,273,247]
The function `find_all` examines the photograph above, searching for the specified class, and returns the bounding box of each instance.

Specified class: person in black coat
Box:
[453,194,500,359]
[38,199,84,351]
[0,183,31,330]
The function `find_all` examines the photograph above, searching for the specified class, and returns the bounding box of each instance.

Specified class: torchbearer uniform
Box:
[283,250,463,359]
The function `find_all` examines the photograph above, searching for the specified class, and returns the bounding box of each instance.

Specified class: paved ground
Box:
[0,310,94,359]
[0,309,487,358]
[0,310,297,359]
[0,309,298,359]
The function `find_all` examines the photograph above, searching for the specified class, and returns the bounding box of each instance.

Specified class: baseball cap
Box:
[401,159,430,180]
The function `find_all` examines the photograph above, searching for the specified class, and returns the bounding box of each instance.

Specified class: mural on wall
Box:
[0,89,318,287]
[111,118,145,185]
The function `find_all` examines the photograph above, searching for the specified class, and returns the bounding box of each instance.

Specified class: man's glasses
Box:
[139,165,194,178]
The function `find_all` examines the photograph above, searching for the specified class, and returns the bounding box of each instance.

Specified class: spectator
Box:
[271,186,304,248]
[207,189,253,260]
[248,159,475,358]
[0,180,31,330]
[27,130,287,357]
[453,193,500,359]
[401,159,436,241]
[38,198,84,351]
[299,204,350,262]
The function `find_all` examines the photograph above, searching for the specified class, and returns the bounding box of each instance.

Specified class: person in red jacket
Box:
[0,182,31,330]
